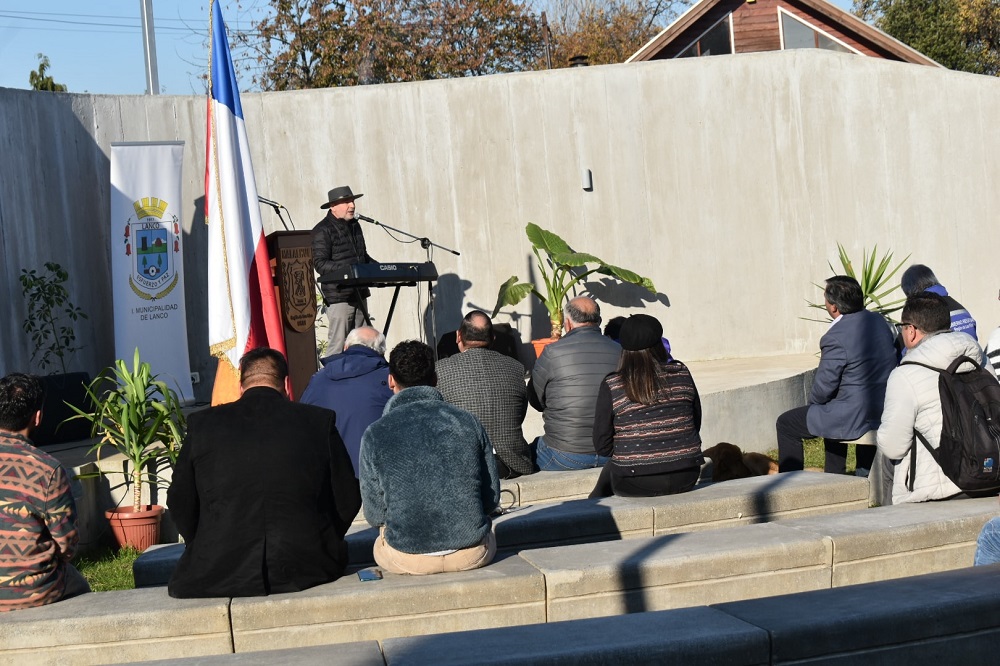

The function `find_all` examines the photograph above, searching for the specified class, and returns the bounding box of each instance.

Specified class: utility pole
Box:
[541,12,552,70]
[140,0,160,95]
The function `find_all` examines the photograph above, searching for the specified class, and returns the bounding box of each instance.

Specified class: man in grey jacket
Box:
[529,297,621,470]
[875,293,982,505]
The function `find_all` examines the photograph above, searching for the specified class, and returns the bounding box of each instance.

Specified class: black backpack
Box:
[901,356,1000,495]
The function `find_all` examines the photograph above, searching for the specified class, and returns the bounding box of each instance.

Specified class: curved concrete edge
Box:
[382,606,769,666]
[7,498,996,662]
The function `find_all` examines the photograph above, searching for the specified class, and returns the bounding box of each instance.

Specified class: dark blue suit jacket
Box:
[806,309,897,440]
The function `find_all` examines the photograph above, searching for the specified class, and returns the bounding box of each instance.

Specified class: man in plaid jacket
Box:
[436,311,535,479]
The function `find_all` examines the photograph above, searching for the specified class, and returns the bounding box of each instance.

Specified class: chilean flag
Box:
[205,0,286,399]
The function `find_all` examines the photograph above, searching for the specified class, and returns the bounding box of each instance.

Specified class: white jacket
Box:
[877,331,983,504]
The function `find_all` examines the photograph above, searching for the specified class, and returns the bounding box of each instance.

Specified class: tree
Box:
[544,0,688,67]
[244,0,544,89]
[853,0,1000,75]
[29,53,68,92]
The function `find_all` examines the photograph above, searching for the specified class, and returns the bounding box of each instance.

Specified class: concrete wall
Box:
[2,50,998,401]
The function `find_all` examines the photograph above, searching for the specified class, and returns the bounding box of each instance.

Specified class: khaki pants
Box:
[374,526,496,575]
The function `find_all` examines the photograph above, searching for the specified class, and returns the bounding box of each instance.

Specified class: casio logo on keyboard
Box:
[379,264,398,271]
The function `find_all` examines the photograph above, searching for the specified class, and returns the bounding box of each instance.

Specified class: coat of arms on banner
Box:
[124,197,181,300]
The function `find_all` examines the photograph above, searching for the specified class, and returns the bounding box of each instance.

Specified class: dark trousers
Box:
[589,464,700,498]
[776,406,876,473]
[495,457,521,480]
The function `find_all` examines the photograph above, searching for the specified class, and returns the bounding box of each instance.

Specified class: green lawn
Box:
[75,546,140,592]
[766,437,856,473]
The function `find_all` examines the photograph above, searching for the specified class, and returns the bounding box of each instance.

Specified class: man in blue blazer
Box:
[777,276,897,474]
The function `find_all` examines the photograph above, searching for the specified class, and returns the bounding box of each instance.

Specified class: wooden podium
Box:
[267,231,317,401]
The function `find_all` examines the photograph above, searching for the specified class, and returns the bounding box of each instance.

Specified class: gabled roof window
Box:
[678,15,734,58]
[779,8,859,54]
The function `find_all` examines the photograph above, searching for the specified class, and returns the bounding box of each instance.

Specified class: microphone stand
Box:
[258,196,291,231]
[357,216,459,356]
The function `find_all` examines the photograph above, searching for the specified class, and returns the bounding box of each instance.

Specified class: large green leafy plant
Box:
[69,349,186,513]
[19,262,88,374]
[492,223,656,339]
[807,243,909,321]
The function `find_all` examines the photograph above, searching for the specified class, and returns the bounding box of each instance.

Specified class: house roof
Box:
[626,0,941,67]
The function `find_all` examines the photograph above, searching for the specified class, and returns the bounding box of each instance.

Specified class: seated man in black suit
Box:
[168,348,361,598]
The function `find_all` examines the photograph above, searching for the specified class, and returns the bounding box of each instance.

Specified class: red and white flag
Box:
[205,0,285,400]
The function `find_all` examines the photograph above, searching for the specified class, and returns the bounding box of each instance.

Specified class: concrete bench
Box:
[137,472,869,586]
[0,587,231,665]
[715,563,1000,665]
[228,554,545,653]
[348,467,604,527]
[129,641,385,665]
[515,496,998,623]
[382,605,769,665]
[14,495,996,662]
[378,565,1000,665]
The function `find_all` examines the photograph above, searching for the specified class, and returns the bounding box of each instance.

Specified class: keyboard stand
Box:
[352,283,410,337]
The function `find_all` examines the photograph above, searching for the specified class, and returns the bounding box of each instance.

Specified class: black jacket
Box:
[311,212,373,304]
[167,387,361,598]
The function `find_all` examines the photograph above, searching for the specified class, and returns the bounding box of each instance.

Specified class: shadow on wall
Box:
[183,195,213,404]
[0,91,114,378]
[587,276,671,310]
[424,273,472,351]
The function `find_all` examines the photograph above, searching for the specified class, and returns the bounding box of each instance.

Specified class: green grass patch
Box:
[75,546,140,592]
[766,437,856,473]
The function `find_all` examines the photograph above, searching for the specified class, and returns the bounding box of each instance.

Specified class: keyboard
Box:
[318,262,438,287]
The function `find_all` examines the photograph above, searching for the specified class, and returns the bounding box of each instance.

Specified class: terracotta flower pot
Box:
[532,338,558,358]
[105,505,164,551]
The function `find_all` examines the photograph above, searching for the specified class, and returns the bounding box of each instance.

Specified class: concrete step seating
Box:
[5,492,995,664]
[347,467,605,528]
[135,471,870,587]
[133,564,1000,663]
[377,563,1000,665]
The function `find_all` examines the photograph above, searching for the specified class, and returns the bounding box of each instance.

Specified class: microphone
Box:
[355,214,376,223]
[258,195,283,208]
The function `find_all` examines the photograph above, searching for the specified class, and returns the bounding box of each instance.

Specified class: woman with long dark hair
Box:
[589,314,704,498]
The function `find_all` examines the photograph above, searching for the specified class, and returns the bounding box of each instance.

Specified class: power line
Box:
[0,10,260,30]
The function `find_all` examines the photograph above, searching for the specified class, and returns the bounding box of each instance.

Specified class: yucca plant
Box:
[492,223,657,339]
[68,349,185,512]
[807,243,909,322]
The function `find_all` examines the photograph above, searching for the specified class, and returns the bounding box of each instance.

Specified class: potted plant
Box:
[492,223,657,354]
[68,349,186,551]
[19,261,92,445]
[806,243,909,322]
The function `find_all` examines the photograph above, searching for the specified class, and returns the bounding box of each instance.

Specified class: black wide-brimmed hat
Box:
[320,185,363,209]
[619,314,663,351]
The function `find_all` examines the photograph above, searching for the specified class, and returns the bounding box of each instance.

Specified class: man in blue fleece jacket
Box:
[360,340,500,575]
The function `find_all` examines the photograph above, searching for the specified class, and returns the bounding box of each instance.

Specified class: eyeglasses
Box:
[900,322,916,329]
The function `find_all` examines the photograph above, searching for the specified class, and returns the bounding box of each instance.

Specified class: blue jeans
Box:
[974,517,1000,566]
[534,436,609,471]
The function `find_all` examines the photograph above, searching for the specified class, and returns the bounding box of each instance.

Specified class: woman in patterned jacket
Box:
[589,314,704,498]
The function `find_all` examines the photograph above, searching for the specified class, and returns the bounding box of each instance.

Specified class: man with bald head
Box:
[529,297,622,470]
[169,348,361,598]
[301,326,393,476]
[437,310,534,479]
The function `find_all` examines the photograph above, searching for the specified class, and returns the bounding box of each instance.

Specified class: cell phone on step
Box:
[357,568,383,582]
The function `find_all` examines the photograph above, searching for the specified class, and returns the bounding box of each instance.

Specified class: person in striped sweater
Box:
[0,373,88,611]
[589,314,705,498]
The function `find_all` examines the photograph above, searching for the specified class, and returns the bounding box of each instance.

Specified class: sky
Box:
[0,1,262,95]
[0,0,859,96]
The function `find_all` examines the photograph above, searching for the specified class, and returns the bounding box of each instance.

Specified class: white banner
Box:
[110,142,194,402]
